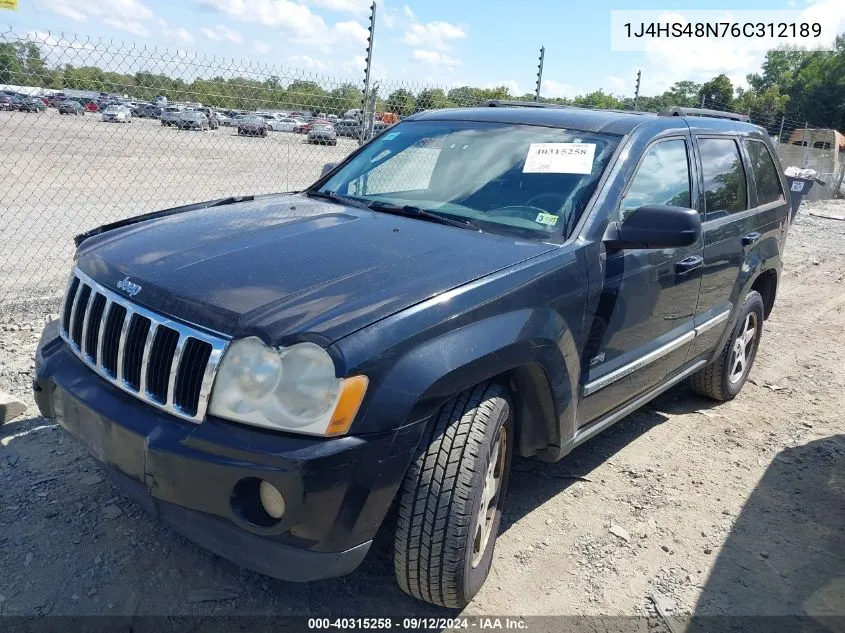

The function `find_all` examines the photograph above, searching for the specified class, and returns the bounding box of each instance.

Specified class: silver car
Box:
[101,105,131,123]
[307,122,337,145]
[160,105,185,126]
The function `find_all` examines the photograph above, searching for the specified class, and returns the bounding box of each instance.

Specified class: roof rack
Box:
[658,106,750,122]
[481,99,573,109]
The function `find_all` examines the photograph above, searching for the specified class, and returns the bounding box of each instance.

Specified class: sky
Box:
[4,0,845,98]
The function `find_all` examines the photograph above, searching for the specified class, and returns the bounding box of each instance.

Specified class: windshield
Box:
[104,106,121,113]
[317,120,620,240]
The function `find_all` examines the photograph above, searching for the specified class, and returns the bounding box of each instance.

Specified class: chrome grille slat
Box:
[115,308,133,383]
[96,298,112,370]
[165,335,189,409]
[80,290,96,357]
[139,322,158,396]
[58,269,230,424]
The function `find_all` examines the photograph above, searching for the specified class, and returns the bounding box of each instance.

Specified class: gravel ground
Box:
[0,108,356,318]
[1,200,844,625]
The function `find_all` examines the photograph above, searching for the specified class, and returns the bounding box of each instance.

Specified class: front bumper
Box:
[34,321,424,581]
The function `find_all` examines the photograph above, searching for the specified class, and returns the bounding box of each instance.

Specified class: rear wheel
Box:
[394,382,513,608]
[689,290,764,401]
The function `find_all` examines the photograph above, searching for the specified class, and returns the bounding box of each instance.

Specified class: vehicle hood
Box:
[76,194,556,343]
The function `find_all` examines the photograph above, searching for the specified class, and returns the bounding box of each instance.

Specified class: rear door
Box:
[685,132,774,359]
[579,135,703,424]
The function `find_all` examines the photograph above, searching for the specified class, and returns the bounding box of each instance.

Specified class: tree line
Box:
[2,35,844,130]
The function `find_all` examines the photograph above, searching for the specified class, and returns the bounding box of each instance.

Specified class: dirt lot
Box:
[0,108,355,317]
[1,200,844,627]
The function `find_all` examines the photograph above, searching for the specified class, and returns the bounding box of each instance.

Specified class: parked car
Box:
[334,119,361,138]
[255,113,298,132]
[196,107,220,130]
[176,110,210,131]
[293,119,312,134]
[0,95,16,111]
[32,103,790,609]
[134,103,162,118]
[160,105,185,126]
[46,93,66,107]
[101,104,132,122]
[236,115,269,137]
[307,122,337,145]
[84,101,100,113]
[57,100,85,115]
[18,97,46,112]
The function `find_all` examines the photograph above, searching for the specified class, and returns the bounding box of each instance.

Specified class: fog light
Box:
[259,480,285,519]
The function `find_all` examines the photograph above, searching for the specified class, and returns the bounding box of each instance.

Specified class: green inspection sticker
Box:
[535,212,559,226]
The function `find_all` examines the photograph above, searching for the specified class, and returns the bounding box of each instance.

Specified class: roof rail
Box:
[480,99,572,109]
[658,106,750,122]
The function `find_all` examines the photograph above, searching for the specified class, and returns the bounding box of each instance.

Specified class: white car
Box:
[257,113,301,132]
[101,105,132,123]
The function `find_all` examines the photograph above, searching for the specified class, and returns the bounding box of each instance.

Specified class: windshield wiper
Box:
[305,190,372,210]
[365,201,482,231]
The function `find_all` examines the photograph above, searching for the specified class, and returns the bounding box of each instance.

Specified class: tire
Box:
[689,290,764,401]
[394,382,513,608]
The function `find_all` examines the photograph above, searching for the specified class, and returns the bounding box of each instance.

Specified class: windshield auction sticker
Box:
[523,143,596,175]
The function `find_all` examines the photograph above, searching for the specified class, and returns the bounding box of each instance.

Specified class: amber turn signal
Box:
[326,375,369,436]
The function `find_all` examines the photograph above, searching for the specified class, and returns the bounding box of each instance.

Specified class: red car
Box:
[85,102,99,112]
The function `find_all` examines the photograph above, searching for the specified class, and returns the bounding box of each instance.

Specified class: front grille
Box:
[59,268,229,423]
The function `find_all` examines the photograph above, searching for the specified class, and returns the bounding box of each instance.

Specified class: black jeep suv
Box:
[33,103,790,608]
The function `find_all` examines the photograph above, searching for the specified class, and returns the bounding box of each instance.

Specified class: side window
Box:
[744,140,784,206]
[620,139,691,219]
[698,138,748,216]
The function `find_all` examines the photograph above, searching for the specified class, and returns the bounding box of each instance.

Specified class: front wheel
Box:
[689,290,764,401]
[394,382,513,608]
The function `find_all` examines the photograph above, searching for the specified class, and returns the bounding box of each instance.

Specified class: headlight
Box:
[208,337,368,436]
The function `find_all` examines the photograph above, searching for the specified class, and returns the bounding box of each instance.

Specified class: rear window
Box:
[698,137,748,217]
[744,140,784,206]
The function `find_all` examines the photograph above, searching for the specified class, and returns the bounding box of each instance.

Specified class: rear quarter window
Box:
[744,140,784,206]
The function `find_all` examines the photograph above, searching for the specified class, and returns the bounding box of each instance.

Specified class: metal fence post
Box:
[832,160,845,200]
[700,94,705,108]
[360,1,376,146]
[778,116,785,143]
[801,122,809,168]
[534,46,544,103]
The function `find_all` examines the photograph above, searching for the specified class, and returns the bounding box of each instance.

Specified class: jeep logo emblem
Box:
[116,277,142,297]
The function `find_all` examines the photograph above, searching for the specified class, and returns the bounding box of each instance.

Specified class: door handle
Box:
[742,232,761,246]
[675,255,704,274]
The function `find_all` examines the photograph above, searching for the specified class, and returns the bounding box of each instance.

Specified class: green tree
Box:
[698,74,735,109]
[327,83,360,115]
[0,43,23,85]
[415,88,450,111]
[386,88,415,116]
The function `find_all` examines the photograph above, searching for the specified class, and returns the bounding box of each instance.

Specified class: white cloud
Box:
[605,75,627,93]
[157,20,194,44]
[334,20,369,44]
[253,40,272,54]
[542,79,577,99]
[290,55,330,71]
[200,24,244,43]
[412,49,461,68]
[199,0,368,50]
[37,0,153,23]
[403,5,416,20]
[102,18,150,37]
[403,21,466,51]
[308,0,371,12]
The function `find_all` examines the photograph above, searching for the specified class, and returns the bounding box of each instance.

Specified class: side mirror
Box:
[320,162,338,178]
[603,205,701,250]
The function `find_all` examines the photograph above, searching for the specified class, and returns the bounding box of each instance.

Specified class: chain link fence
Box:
[1,27,842,319]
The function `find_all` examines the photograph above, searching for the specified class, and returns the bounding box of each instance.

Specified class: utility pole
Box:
[700,94,705,108]
[360,1,376,145]
[534,46,544,102]
[633,69,641,111]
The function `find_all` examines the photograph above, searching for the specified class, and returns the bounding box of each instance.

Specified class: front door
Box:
[579,136,703,424]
